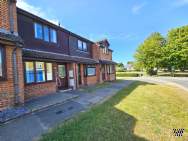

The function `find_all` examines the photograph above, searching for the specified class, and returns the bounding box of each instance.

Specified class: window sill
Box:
[76,49,89,54]
[25,80,55,86]
[35,38,57,45]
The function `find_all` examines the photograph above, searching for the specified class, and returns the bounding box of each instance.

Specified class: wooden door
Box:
[57,64,68,90]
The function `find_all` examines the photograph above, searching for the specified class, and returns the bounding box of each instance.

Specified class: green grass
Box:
[157,72,188,77]
[116,71,145,77]
[40,82,188,141]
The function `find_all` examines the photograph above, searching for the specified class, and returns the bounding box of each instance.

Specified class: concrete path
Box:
[0,80,134,141]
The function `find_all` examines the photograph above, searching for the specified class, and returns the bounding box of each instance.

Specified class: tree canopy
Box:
[134,32,165,74]
[134,25,188,75]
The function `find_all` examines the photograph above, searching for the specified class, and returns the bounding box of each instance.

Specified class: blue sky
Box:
[17,0,188,64]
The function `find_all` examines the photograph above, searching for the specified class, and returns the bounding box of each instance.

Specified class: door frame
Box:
[57,63,68,90]
[78,64,82,85]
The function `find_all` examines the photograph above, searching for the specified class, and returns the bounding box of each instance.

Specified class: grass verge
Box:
[40,81,188,141]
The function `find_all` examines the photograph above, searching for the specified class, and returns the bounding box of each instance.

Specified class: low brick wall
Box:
[85,76,98,86]
[24,82,57,101]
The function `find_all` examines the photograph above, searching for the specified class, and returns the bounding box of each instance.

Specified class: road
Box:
[130,77,188,91]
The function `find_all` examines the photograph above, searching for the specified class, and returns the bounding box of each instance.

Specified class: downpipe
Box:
[12,47,20,105]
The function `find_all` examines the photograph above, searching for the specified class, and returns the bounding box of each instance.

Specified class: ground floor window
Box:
[0,46,5,80]
[36,62,46,82]
[84,65,96,76]
[25,61,53,84]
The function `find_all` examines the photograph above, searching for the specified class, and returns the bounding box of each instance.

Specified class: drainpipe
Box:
[12,47,20,105]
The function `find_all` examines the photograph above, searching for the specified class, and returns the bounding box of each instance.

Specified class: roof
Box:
[22,48,99,64]
[0,32,23,47]
[17,8,94,44]
[96,39,110,46]
[99,59,117,65]
[96,39,113,52]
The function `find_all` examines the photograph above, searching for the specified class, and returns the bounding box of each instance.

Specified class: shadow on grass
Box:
[41,81,154,141]
[106,81,155,141]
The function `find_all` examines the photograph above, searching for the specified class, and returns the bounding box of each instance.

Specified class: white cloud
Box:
[173,0,188,7]
[17,0,59,25]
[132,3,146,14]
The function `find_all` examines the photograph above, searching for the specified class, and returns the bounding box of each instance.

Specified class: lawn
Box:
[40,82,188,141]
[116,71,145,77]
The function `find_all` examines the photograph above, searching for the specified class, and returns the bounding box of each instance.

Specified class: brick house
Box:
[0,0,116,110]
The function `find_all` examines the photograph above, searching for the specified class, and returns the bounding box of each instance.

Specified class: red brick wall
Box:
[24,62,57,101]
[91,44,100,61]
[84,65,100,86]
[24,82,56,101]
[0,0,18,33]
[0,46,24,110]
[99,48,112,60]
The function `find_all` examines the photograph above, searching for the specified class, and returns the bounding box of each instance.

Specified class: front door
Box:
[102,65,106,81]
[57,64,68,90]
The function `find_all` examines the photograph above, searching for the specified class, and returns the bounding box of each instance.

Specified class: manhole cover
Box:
[68,106,74,110]
[56,110,64,115]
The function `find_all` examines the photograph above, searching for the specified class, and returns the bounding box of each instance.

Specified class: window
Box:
[78,40,83,50]
[34,23,43,39]
[36,62,46,82]
[50,28,57,43]
[83,42,87,51]
[0,48,2,77]
[46,63,53,81]
[44,26,49,42]
[84,65,96,76]
[25,61,53,84]
[34,22,57,43]
[78,40,88,52]
[58,65,66,78]
[25,62,35,83]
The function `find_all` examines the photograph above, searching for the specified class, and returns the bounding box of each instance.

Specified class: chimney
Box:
[0,0,18,35]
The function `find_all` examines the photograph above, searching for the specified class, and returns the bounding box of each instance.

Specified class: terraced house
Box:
[0,0,116,110]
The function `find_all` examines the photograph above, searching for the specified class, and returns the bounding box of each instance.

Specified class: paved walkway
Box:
[0,80,134,141]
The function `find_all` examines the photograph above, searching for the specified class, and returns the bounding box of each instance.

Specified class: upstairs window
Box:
[78,40,83,50]
[50,28,57,43]
[34,23,43,39]
[34,22,57,43]
[78,40,88,52]
[83,42,87,51]
[44,26,50,42]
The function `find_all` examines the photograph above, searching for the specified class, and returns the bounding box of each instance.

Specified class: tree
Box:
[134,32,166,75]
[165,25,188,71]
[116,63,125,72]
